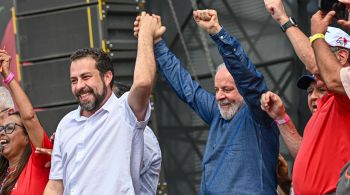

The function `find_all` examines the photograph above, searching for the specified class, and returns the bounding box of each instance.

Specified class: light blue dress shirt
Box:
[140,126,161,195]
[50,92,151,195]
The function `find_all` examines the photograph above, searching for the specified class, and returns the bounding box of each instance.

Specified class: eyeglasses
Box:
[0,122,25,134]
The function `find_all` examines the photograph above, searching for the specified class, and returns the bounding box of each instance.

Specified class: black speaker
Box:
[16,1,143,108]
[17,5,102,62]
[36,104,78,135]
[14,0,98,16]
[22,58,75,107]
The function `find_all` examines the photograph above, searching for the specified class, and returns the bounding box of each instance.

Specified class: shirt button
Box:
[220,36,224,39]
[233,48,236,52]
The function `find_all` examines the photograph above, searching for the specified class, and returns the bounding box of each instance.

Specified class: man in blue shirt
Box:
[135,10,279,194]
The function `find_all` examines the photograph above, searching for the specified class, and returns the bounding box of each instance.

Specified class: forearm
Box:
[129,32,156,120]
[285,27,318,74]
[155,40,201,101]
[312,39,345,94]
[155,41,215,123]
[44,180,63,195]
[4,73,44,147]
[278,121,302,158]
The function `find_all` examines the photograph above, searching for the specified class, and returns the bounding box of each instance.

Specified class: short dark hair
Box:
[70,48,114,88]
[112,82,131,98]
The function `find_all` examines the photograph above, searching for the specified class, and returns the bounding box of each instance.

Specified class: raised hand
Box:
[264,0,289,25]
[277,154,290,183]
[150,14,166,43]
[0,49,11,75]
[133,12,166,43]
[193,9,221,35]
[260,91,286,120]
[311,10,335,35]
[337,0,350,28]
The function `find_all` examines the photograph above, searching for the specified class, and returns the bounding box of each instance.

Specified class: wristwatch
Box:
[280,17,298,32]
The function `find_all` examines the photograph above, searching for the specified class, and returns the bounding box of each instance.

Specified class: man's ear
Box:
[103,70,113,87]
[337,49,350,66]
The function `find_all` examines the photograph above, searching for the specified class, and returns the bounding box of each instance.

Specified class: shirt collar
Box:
[73,93,117,121]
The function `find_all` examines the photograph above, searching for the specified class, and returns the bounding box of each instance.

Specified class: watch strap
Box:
[281,17,297,32]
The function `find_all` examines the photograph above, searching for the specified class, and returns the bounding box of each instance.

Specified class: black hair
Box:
[70,48,114,88]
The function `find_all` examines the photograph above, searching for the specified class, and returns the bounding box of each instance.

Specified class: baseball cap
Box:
[325,27,350,49]
[297,74,316,90]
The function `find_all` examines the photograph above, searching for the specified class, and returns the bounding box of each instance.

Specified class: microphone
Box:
[0,143,3,153]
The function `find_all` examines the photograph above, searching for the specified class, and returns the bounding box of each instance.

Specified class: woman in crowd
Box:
[0,49,52,195]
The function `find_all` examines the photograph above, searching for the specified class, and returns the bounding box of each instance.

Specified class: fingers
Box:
[50,132,56,143]
[158,26,166,36]
[278,154,288,167]
[133,16,141,38]
[35,147,52,156]
[339,0,350,4]
[44,161,51,168]
[338,20,350,29]
[324,10,336,22]
[260,92,273,111]
[193,9,213,21]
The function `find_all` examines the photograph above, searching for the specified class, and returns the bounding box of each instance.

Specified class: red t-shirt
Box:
[10,133,53,195]
[293,93,350,194]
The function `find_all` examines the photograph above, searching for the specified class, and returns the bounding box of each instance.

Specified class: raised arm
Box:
[194,9,270,122]
[264,0,318,74]
[134,13,217,124]
[128,12,162,121]
[260,91,302,158]
[310,10,347,94]
[0,50,44,147]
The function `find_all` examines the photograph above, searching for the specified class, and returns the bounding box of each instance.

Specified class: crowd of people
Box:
[0,0,349,194]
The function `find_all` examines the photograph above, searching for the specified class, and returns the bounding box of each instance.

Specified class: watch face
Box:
[289,17,296,25]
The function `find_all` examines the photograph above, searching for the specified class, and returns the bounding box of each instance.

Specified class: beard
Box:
[76,84,107,111]
[217,99,243,120]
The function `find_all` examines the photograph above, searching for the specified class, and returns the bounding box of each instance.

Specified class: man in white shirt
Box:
[44,13,164,195]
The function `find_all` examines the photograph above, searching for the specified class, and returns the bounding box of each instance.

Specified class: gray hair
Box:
[0,86,14,110]
[216,63,226,73]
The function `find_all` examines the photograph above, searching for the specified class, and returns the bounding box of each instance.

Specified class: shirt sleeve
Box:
[31,131,53,168]
[155,40,217,124]
[120,92,151,131]
[49,124,63,180]
[340,66,350,99]
[140,127,161,194]
[210,28,273,125]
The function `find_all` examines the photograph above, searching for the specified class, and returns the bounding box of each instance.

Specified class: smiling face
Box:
[306,79,327,113]
[70,57,111,116]
[214,66,244,120]
[0,114,28,160]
